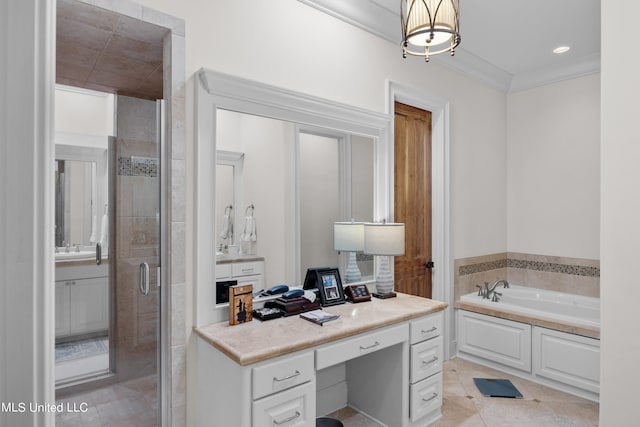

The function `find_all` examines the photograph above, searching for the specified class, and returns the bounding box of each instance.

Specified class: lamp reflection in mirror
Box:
[334,221,364,283]
[364,221,405,297]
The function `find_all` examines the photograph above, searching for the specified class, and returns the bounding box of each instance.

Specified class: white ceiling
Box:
[299,0,601,92]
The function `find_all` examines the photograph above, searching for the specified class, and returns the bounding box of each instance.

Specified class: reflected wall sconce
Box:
[363,221,405,298]
[334,221,365,283]
[401,0,461,62]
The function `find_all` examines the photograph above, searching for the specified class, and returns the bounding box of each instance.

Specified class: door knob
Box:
[425,261,434,269]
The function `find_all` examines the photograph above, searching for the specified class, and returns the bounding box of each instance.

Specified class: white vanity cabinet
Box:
[408,313,444,425]
[252,352,316,426]
[216,258,265,299]
[196,340,316,427]
[195,294,448,427]
[55,262,109,339]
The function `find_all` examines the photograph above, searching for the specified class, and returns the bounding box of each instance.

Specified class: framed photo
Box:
[315,267,346,306]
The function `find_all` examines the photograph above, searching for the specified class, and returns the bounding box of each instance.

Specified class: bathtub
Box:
[459,285,600,329]
[456,285,601,401]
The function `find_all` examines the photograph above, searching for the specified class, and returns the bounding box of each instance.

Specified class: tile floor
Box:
[329,357,599,427]
[55,374,157,427]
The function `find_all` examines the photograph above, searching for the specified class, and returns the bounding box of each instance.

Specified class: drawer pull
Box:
[241,268,254,273]
[359,341,380,351]
[273,411,300,425]
[422,392,438,403]
[422,356,439,365]
[421,326,437,334]
[273,370,300,383]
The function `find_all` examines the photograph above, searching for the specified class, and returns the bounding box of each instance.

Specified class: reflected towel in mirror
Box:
[241,216,257,242]
[220,205,233,241]
[89,215,98,243]
[99,213,108,247]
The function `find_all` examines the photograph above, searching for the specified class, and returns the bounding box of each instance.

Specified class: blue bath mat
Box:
[473,378,523,398]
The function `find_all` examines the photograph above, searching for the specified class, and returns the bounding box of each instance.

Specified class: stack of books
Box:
[299,309,340,326]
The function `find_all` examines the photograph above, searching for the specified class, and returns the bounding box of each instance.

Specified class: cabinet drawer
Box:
[253,352,314,400]
[410,313,442,344]
[315,323,408,370]
[410,372,442,422]
[237,275,264,293]
[411,336,443,384]
[215,263,231,279]
[253,381,315,427]
[232,261,264,277]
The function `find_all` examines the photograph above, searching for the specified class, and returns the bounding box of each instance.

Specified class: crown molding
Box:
[297,0,600,93]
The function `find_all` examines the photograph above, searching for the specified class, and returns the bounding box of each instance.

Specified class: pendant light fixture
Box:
[401,0,461,62]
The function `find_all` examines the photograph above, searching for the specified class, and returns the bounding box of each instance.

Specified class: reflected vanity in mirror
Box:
[196,69,391,325]
[55,144,109,261]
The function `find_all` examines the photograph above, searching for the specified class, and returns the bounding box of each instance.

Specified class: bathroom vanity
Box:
[55,259,108,339]
[195,293,447,427]
[216,256,265,302]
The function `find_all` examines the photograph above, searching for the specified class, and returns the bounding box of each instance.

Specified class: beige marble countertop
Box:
[216,255,264,264]
[195,293,447,366]
[454,300,599,339]
[55,258,109,268]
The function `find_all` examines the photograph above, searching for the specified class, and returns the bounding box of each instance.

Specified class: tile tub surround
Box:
[455,252,600,300]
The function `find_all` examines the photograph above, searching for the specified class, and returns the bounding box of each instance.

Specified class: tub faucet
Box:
[483,280,509,300]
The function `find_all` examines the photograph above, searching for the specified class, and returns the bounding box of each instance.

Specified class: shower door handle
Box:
[139,262,150,296]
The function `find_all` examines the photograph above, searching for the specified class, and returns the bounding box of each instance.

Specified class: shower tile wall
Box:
[454,252,600,300]
[114,95,159,381]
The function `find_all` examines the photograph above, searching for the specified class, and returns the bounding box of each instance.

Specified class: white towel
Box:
[89,215,98,243]
[241,216,257,242]
[99,213,108,247]
[219,213,233,240]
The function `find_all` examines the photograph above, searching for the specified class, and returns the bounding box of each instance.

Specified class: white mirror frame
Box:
[195,69,391,326]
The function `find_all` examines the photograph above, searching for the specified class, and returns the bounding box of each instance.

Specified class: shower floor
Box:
[55,336,109,385]
[56,374,158,427]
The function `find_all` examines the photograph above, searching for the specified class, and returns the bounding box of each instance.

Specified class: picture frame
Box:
[315,267,346,306]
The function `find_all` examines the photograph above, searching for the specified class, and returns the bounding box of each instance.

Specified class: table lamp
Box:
[363,221,405,298]
[333,221,365,283]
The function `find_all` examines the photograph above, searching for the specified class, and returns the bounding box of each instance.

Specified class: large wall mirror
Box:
[54,142,108,259]
[215,111,376,287]
[195,69,391,325]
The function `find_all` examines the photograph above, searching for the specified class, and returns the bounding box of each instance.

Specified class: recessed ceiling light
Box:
[553,46,571,54]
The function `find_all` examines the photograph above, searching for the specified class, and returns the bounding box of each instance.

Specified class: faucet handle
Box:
[475,284,484,297]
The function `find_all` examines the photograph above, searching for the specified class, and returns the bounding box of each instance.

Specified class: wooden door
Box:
[394,102,433,298]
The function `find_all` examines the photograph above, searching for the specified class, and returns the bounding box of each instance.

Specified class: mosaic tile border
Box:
[459,257,600,278]
[507,259,600,277]
[118,156,158,177]
[458,259,507,276]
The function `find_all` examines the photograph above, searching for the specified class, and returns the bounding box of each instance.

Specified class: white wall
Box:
[600,1,640,424]
[55,86,114,137]
[507,74,600,259]
[135,0,508,262]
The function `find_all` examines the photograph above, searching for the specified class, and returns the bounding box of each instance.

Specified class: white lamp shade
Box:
[363,222,405,256]
[334,222,365,252]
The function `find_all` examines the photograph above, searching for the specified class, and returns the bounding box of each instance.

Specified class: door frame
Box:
[387,81,453,359]
[0,0,185,425]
